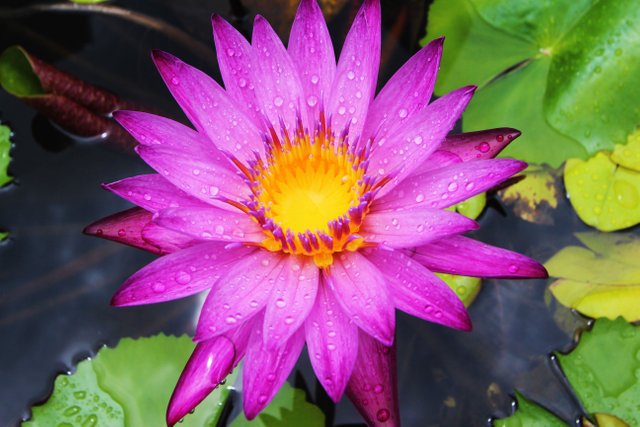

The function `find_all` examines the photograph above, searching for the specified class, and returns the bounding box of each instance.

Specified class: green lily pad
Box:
[424,0,640,166]
[556,318,640,425]
[498,164,561,225]
[564,152,640,231]
[449,192,486,220]
[0,46,43,97]
[435,272,482,308]
[230,382,324,427]
[492,391,565,427]
[24,335,236,427]
[0,123,13,187]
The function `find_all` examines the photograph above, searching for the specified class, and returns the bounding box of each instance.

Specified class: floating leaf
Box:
[435,272,482,308]
[0,231,8,241]
[556,318,640,425]
[424,0,640,166]
[230,382,325,427]
[498,164,561,225]
[24,335,235,427]
[564,152,640,231]
[0,123,12,187]
[584,413,630,427]
[611,130,640,173]
[546,232,640,321]
[492,391,565,427]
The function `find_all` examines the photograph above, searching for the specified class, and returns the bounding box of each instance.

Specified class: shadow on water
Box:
[0,0,594,426]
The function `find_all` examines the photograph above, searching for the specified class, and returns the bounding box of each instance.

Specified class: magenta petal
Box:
[440,128,521,161]
[325,251,394,346]
[263,256,319,350]
[166,336,235,426]
[413,235,548,278]
[362,37,443,144]
[251,15,308,131]
[167,321,255,426]
[104,174,207,213]
[361,205,479,248]
[153,207,264,243]
[305,276,358,402]
[151,50,263,161]
[84,207,164,254]
[111,241,254,306]
[374,158,527,211]
[327,0,381,140]
[242,324,306,419]
[288,0,336,122]
[141,222,201,254]
[364,247,470,331]
[196,251,285,340]
[371,85,476,197]
[135,145,249,208]
[346,331,400,427]
[211,14,263,126]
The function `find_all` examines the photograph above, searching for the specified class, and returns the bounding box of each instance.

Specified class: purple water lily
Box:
[85,0,547,425]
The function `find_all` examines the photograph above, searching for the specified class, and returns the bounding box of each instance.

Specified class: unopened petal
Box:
[439,128,521,161]
[84,207,164,254]
[346,331,400,427]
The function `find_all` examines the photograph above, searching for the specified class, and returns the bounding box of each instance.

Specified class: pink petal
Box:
[251,15,308,131]
[362,37,443,144]
[325,251,394,346]
[364,247,470,331]
[263,256,319,350]
[440,128,521,161]
[111,241,255,306]
[151,50,263,161]
[242,323,306,419]
[104,174,208,213]
[288,0,336,122]
[196,251,285,340]
[417,150,463,173]
[373,159,527,211]
[167,336,234,426]
[141,222,201,254]
[167,321,254,426]
[135,145,249,207]
[327,0,381,140]
[371,85,476,198]
[346,331,399,427]
[412,235,548,278]
[84,207,164,254]
[153,207,264,243]
[211,15,263,126]
[361,205,479,248]
[305,276,358,402]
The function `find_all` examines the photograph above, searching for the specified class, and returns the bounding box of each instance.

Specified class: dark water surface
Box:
[0,1,591,426]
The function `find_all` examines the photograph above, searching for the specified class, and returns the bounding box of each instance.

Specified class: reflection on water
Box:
[0,1,591,425]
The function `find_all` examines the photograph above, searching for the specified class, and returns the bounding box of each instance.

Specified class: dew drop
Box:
[376,408,391,422]
[447,182,458,192]
[310,74,319,84]
[258,394,268,404]
[152,282,166,293]
[347,70,355,80]
[398,108,408,118]
[210,186,220,196]
[176,271,192,284]
[225,316,238,324]
[117,229,126,237]
[476,142,490,153]
[284,316,294,325]
[307,95,318,107]
[415,193,425,203]
[170,77,180,85]
[275,298,287,308]
[273,96,284,107]
[238,78,247,88]
[413,135,423,145]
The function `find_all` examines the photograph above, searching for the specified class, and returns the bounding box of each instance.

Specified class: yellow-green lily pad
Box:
[448,192,487,220]
[611,130,640,172]
[564,152,640,231]
[435,272,482,308]
[546,232,640,321]
[498,164,561,225]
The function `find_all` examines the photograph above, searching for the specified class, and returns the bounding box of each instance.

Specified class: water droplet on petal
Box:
[376,408,391,422]
[398,108,408,118]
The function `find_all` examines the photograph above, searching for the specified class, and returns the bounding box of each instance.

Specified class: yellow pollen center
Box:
[246,127,373,267]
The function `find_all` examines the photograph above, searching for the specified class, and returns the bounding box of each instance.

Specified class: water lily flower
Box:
[85,0,547,425]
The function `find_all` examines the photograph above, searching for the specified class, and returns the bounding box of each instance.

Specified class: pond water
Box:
[0,0,593,425]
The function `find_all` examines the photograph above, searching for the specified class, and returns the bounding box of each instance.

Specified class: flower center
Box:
[230,116,388,267]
